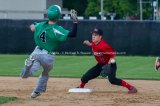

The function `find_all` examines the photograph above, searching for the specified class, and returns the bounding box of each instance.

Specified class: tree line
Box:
[63,0,158,20]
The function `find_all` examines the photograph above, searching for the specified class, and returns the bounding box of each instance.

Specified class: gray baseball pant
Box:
[21,47,54,93]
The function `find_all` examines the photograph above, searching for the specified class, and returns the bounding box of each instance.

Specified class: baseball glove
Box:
[100,64,111,77]
[70,9,78,22]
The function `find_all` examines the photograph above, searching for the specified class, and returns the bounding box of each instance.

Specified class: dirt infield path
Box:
[0,77,160,106]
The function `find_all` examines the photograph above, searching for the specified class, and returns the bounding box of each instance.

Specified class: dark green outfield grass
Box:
[0,54,160,80]
[0,96,17,104]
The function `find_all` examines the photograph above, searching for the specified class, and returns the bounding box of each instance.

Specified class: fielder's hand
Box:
[30,24,35,32]
[83,40,92,46]
[70,9,78,22]
[108,58,116,64]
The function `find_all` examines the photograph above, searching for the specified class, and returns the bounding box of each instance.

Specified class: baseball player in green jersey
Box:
[20,5,78,98]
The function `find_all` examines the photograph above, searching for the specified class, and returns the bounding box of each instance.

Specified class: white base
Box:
[68,88,93,93]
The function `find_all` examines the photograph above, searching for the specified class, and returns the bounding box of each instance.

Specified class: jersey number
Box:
[39,31,46,42]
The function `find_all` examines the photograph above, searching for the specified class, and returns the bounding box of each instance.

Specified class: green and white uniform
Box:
[34,21,69,52]
[21,4,78,98]
[21,21,69,93]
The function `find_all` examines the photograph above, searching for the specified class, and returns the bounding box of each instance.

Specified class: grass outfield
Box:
[0,96,17,104]
[0,54,160,80]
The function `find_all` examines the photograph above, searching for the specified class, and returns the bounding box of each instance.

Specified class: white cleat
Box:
[31,92,41,98]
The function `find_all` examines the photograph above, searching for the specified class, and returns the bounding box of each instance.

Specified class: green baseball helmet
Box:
[47,5,61,21]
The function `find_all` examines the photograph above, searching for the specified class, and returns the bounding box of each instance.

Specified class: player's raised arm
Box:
[67,9,78,37]
[83,40,92,46]
[30,22,39,32]
[70,9,78,23]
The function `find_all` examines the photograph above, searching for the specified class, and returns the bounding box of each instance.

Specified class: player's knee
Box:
[43,64,53,72]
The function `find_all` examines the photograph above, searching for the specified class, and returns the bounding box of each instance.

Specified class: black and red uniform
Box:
[81,39,122,86]
[79,27,137,93]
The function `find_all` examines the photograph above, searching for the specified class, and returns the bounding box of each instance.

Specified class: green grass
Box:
[0,54,159,80]
[0,96,17,104]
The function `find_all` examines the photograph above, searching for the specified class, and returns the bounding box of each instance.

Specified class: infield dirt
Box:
[0,77,160,106]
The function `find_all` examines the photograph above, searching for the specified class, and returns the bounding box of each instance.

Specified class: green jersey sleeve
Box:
[35,22,41,28]
[53,26,69,42]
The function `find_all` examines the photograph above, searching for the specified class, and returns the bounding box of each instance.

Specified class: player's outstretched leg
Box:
[155,57,160,71]
[108,63,137,94]
[21,55,35,78]
[121,80,137,94]
[31,74,48,98]
[21,56,40,78]
[77,64,101,88]
[31,56,53,98]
